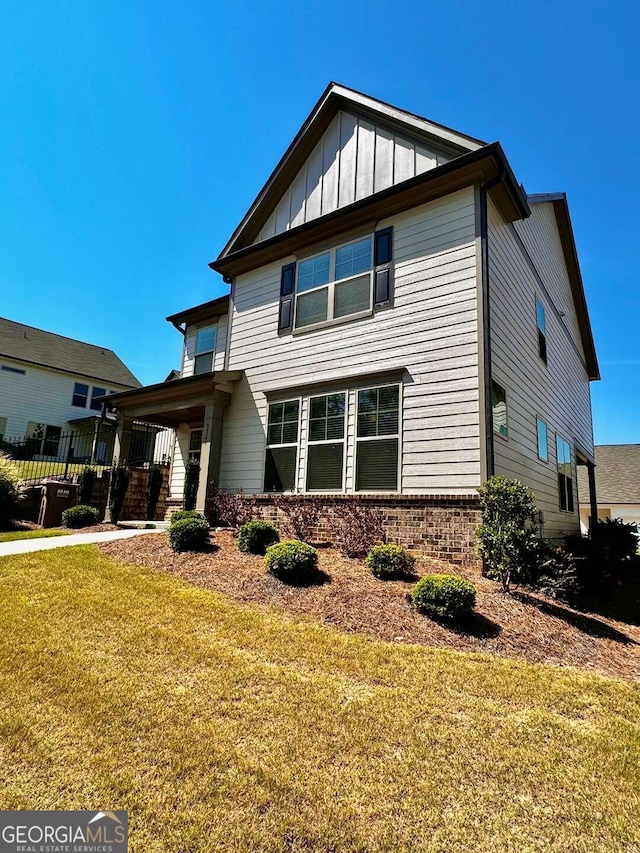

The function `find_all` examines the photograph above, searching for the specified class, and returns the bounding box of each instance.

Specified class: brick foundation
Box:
[210,494,481,567]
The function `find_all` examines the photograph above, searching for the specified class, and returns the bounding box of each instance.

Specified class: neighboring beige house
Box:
[106,83,599,559]
[0,317,140,464]
[578,445,640,534]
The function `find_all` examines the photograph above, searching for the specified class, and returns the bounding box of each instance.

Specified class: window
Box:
[72,382,89,407]
[189,429,203,462]
[537,418,548,461]
[264,400,299,492]
[557,435,574,512]
[306,393,346,490]
[90,387,106,412]
[1,365,25,375]
[355,385,399,491]
[194,325,216,374]
[295,237,373,329]
[26,422,61,457]
[536,297,547,364]
[491,381,508,438]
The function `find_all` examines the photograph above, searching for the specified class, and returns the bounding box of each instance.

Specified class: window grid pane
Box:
[335,238,372,281]
[537,419,548,461]
[296,288,328,327]
[195,326,216,355]
[357,386,399,438]
[267,400,299,446]
[491,382,508,438]
[297,253,330,292]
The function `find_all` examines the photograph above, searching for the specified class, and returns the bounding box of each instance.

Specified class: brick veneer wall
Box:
[119,466,170,521]
[211,494,481,567]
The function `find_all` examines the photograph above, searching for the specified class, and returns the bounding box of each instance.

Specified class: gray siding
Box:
[487,197,594,538]
[256,111,454,243]
[222,187,481,494]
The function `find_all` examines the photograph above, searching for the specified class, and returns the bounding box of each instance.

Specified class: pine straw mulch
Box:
[97,531,640,680]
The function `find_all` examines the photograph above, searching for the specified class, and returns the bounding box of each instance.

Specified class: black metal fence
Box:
[1,421,175,484]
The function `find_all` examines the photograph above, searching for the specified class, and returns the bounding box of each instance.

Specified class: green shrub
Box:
[146,466,164,521]
[365,544,415,579]
[265,539,318,582]
[238,520,280,555]
[168,517,210,552]
[411,574,477,620]
[476,475,540,592]
[183,458,201,512]
[170,509,205,526]
[0,452,23,528]
[62,504,100,529]
[77,467,96,506]
[563,517,639,592]
[109,461,130,524]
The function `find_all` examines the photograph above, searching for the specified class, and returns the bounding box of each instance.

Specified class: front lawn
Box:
[0,528,70,543]
[0,546,638,852]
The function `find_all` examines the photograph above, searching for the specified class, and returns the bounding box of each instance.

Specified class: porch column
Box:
[196,401,224,513]
[587,461,598,536]
[113,416,134,463]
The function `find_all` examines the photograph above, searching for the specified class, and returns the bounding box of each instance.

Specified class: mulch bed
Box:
[98,531,640,680]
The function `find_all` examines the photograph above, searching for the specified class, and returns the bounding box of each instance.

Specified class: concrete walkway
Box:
[0,528,163,557]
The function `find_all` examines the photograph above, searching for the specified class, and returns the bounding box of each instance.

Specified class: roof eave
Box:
[165,294,230,329]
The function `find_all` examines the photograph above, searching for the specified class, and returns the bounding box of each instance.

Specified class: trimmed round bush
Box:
[61,504,100,529]
[265,539,318,582]
[411,574,476,620]
[238,519,280,555]
[168,517,210,552]
[365,544,416,579]
[170,510,205,526]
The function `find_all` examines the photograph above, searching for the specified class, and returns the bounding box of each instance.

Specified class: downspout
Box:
[479,164,504,480]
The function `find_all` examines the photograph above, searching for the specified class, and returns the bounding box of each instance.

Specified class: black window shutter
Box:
[374,227,393,307]
[279,262,296,332]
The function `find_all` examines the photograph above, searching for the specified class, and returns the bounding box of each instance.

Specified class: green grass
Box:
[0,546,638,852]
[12,460,109,481]
[0,529,70,543]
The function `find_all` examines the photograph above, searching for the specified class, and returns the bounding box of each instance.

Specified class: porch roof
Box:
[98,371,242,427]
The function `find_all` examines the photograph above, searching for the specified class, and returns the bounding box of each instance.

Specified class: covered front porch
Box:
[103,371,241,512]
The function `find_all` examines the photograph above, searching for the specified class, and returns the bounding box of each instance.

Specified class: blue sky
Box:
[1,0,638,443]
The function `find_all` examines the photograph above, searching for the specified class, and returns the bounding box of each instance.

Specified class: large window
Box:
[72,382,89,407]
[306,393,346,490]
[536,297,547,364]
[491,381,508,438]
[194,326,216,374]
[556,435,574,512]
[355,385,399,491]
[537,418,548,461]
[295,237,373,330]
[264,400,300,492]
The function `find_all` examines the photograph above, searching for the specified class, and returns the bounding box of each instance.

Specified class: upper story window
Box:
[277,228,394,334]
[536,297,547,364]
[194,325,216,374]
[295,237,373,329]
[557,435,574,512]
[536,418,548,461]
[491,381,508,438]
[1,364,26,375]
[90,387,106,412]
[72,382,89,407]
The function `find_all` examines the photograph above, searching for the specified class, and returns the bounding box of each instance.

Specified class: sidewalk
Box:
[0,528,163,557]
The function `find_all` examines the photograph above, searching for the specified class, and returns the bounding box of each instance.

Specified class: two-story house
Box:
[0,317,140,464]
[106,83,599,561]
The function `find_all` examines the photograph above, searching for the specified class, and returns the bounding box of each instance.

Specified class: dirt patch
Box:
[98,531,640,680]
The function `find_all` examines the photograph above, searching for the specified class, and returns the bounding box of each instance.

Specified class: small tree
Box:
[77,466,96,506]
[209,487,257,528]
[183,458,201,512]
[109,461,130,525]
[272,495,320,541]
[476,475,540,593]
[330,503,386,557]
[146,466,164,520]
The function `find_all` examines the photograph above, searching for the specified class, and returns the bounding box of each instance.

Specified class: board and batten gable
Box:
[487,197,593,537]
[0,356,133,439]
[256,110,456,244]
[220,186,482,495]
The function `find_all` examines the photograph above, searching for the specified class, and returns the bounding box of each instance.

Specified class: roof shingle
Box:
[577,444,640,505]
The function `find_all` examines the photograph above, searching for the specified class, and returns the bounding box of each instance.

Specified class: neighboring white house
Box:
[0,317,140,463]
[578,444,640,534]
[106,83,600,560]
